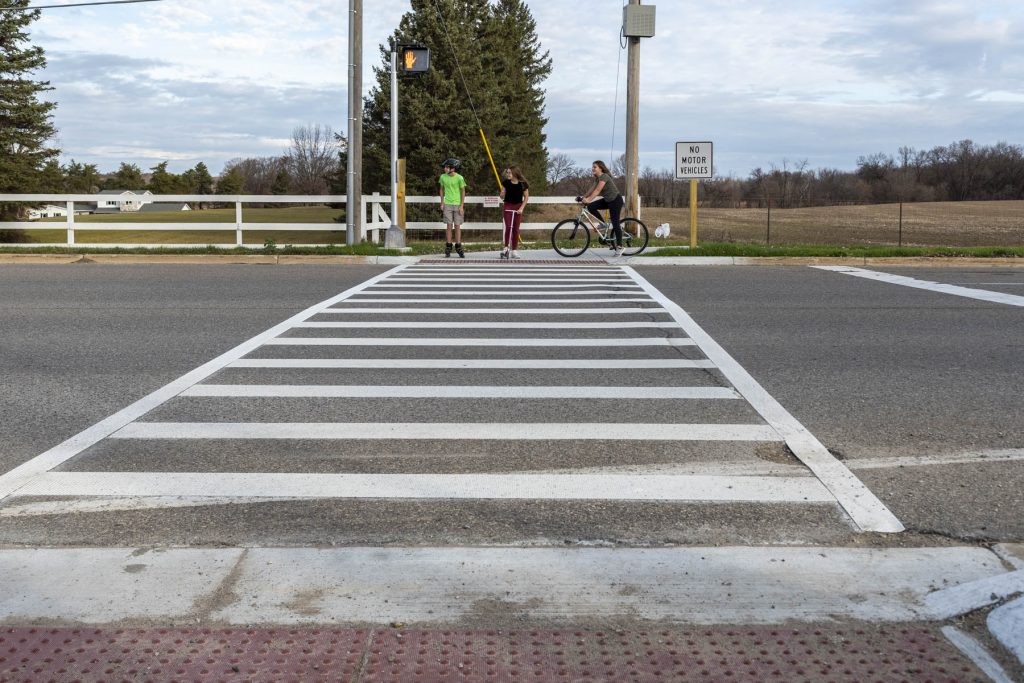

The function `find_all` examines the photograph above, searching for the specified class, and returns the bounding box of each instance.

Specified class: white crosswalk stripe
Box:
[0,261,902,536]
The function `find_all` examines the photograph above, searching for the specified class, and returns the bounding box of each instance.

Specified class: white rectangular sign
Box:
[676,142,713,179]
[483,196,501,208]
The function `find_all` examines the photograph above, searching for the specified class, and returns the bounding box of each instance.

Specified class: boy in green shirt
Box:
[439,158,466,258]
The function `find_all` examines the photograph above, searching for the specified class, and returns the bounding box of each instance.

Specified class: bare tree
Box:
[224,156,288,196]
[286,124,340,196]
[546,152,578,185]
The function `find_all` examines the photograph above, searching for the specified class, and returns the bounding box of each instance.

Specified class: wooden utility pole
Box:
[624,0,643,220]
[346,0,363,245]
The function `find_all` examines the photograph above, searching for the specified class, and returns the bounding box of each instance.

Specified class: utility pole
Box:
[345,0,363,245]
[624,0,642,218]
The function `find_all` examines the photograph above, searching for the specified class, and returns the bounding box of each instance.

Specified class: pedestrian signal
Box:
[399,45,430,76]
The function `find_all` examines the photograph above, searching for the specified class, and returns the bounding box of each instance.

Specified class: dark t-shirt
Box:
[502,179,529,204]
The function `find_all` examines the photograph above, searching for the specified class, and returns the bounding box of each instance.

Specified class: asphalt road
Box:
[0,263,1021,546]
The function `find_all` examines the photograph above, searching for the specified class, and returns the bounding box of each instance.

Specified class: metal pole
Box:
[624,0,641,218]
[898,201,903,247]
[385,50,405,248]
[689,179,697,248]
[345,0,363,246]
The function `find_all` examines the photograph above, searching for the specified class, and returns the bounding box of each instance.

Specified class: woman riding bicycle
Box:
[578,160,624,257]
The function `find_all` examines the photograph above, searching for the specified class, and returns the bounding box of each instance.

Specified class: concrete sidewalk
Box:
[1,546,1022,681]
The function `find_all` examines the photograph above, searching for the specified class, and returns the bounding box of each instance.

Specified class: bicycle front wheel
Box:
[619,217,649,256]
[551,219,591,257]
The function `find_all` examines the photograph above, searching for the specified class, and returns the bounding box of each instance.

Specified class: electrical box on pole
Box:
[623,5,656,37]
[623,1,654,219]
[398,45,430,76]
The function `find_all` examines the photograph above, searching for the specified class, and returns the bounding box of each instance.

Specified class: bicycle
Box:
[550,200,649,257]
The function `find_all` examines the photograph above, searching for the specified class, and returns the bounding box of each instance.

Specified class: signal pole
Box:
[385,49,404,248]
[346,0,363,245]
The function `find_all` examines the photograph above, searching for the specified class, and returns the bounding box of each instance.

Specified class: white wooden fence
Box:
[0,193,623,247]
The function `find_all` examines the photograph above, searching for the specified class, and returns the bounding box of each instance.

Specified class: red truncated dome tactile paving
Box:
[0,626,988,683]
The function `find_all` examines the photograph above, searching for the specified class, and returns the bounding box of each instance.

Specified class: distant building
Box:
[96,190,154,212]
[26,191,190,221]
[27,203,97,220]
[138,203,191,213]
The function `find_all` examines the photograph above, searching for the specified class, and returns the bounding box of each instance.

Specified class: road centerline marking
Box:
[814,266,1024,307]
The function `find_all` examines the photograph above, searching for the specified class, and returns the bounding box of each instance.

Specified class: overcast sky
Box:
[28,0,1024,178]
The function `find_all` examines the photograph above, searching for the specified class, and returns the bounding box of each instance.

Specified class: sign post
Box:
[675,141,713,249]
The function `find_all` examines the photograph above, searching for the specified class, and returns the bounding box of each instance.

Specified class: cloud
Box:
[28,0,1024,178]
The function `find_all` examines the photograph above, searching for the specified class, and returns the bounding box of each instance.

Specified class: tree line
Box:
[548,139,1024,209]
[5,0,1024,224]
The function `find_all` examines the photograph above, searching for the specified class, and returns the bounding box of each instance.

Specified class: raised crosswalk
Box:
[0,261,902,535]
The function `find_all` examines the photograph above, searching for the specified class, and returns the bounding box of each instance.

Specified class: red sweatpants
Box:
[502,203,524,248]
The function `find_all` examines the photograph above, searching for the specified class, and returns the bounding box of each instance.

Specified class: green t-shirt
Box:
[439,172,467,205]
[597,173,621,202]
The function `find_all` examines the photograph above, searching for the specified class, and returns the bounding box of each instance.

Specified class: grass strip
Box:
[641,243,1024,258]
[0,242,1021,258]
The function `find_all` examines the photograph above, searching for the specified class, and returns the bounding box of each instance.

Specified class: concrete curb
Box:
[0,253,420,265]
[635,256,1024,267]
[0,253,1020,266]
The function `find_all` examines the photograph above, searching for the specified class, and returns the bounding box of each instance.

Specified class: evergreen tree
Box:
[182,162,214,209]
[486,0,551,192]
[148,161,182,194]
[192,162,214,195]
[271,168,292,195]
[103,162,146,190]
[0,0,59,220]
[361,0,550,198]
[63,160,101,193]
[215,167,244,195]
[37,159,63,193]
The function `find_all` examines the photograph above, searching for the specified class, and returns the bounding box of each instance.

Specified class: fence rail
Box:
[0,194,596,248]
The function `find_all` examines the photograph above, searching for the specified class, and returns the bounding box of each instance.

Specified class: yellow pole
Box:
[689,178,698,248]
[479,128,503,192]
[397,158,407,230]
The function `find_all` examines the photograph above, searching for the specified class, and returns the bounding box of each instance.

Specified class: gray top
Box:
[597,173,621,202]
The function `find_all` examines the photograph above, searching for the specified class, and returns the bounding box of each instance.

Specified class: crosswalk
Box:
[0,261,902,534]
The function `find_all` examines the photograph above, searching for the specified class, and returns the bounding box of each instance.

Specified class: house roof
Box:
[138,202,190,212]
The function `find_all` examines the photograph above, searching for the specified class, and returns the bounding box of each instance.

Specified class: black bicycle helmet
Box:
[441,158,461,170]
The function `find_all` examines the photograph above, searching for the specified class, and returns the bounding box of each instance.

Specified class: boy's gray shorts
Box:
[442,204,464,225]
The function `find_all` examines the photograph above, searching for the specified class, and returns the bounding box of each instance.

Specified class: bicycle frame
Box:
[576,205,629,246]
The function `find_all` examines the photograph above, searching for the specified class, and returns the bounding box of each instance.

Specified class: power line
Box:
[427,0,482,129]
[2,0,163,10]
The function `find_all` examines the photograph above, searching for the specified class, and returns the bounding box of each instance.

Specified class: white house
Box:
[97,190,154,212]
[27,203,96,220]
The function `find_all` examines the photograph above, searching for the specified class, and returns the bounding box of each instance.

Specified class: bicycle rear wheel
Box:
[551,219,591,257]
[619,217,649,256]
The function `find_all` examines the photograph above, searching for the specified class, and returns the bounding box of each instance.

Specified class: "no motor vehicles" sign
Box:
[675,141,713,179]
